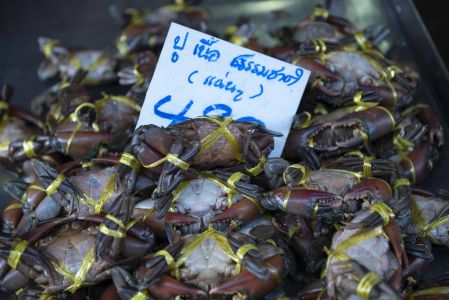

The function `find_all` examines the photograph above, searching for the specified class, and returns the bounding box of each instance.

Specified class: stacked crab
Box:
[0,1,448,299]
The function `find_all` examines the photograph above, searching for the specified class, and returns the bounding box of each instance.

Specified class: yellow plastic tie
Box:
[299,111,313,128]
[369,203,394,226]
[8,239,28,270]
[356,272,381,300]
[5,203,23,211]
[94,173,117,214]
[376,106,396,129]
[227,172,245,190]
[154,249,176,270]
[246,155,266,176]
[362,156,374,177]
[282,189,291,211]
[65,102,100,154]
[353,91,378,111]
[199,117,243,162]
[42,39,60,58]
[354,32,369,51]
[0,100,8,110]
[175,229,242,276]
[99,214,126,238]
[23,136,37,158]
[284,164,311,187]
[413,286,449,297]
[235,243,258,274]
[323,227,383,278]
[96,94,142,112]
[310,201,320,219]
[393,178,410,190]
[66,245,95,293]
[46,174,66,196]
[311,6,329,19]
[142,153,189,170]
[400,154,417,183]
[38,293,52,300]
[131,290,150,300]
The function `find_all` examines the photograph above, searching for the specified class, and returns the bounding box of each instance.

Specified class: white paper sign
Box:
[137,23,310,156]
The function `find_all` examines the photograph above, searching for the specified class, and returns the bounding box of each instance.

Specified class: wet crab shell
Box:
[326,210,400,298]
[169,118,274,169]
[133,177,259,236]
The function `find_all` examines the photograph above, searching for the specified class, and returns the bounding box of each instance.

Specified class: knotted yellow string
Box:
[8,239,28,270]
[198,116,243,162]
[283,164,311,187]
[95,94,142,112]
[142,153,189,170]
[65,102,99,155]
[356,272,382,300]
[369,203,395,225]
[323,226,383,278]
[131,290,149,300]
[23,136,37,158]
[99,214,127,238]
[119,152,141,171]
[53,245,95,293]
[413,286,449,297]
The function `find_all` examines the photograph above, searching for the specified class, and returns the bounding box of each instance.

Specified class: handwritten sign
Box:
[136,23,310,156]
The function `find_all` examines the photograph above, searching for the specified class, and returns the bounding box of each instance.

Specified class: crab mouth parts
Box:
[309,122,363,151]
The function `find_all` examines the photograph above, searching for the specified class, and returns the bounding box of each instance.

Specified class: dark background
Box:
[1,0,449,107]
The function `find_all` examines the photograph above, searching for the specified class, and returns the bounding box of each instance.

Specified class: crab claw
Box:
[208,198,260,224]
[209,255,284,298]
[134,207,198,238]
[284,124,323,170]
[398,143,434,184]
[148,274,207,298]
[344,178,392,208]
[260,187,343,221]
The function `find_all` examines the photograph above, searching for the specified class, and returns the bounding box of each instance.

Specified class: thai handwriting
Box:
[188,70,264,102]
[230,54,304,86]
[193,38,220,62]
[171,32,189,63]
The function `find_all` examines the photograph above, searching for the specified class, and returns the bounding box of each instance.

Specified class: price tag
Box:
[137,23,310,156]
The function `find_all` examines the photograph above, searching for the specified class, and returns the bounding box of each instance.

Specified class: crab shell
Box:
[411,193,449,246]
[133,178,260,236]
[326,210,401,298]
[0,117,40,158]
[170,119,274,169]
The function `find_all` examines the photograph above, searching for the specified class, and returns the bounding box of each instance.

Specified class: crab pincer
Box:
[260,187,343,222]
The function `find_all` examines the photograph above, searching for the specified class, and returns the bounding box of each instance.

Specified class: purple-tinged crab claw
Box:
[135,209,198,238]
[209,255,284,298]
[208,198,261,224]
[344,178,393,207]
[148,274,207,298]
[260,187,343,221]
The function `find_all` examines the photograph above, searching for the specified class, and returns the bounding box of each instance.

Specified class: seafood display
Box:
[1,1,448,299]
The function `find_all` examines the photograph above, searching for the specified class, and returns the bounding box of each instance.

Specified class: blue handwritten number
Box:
[203,104,232,117]
[236,116,265,126]
[154,95,193,125]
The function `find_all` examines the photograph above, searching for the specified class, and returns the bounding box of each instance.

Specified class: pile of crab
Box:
[1,1,449,299]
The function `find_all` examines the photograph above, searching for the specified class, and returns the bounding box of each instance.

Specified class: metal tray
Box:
[0,0,448,285]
